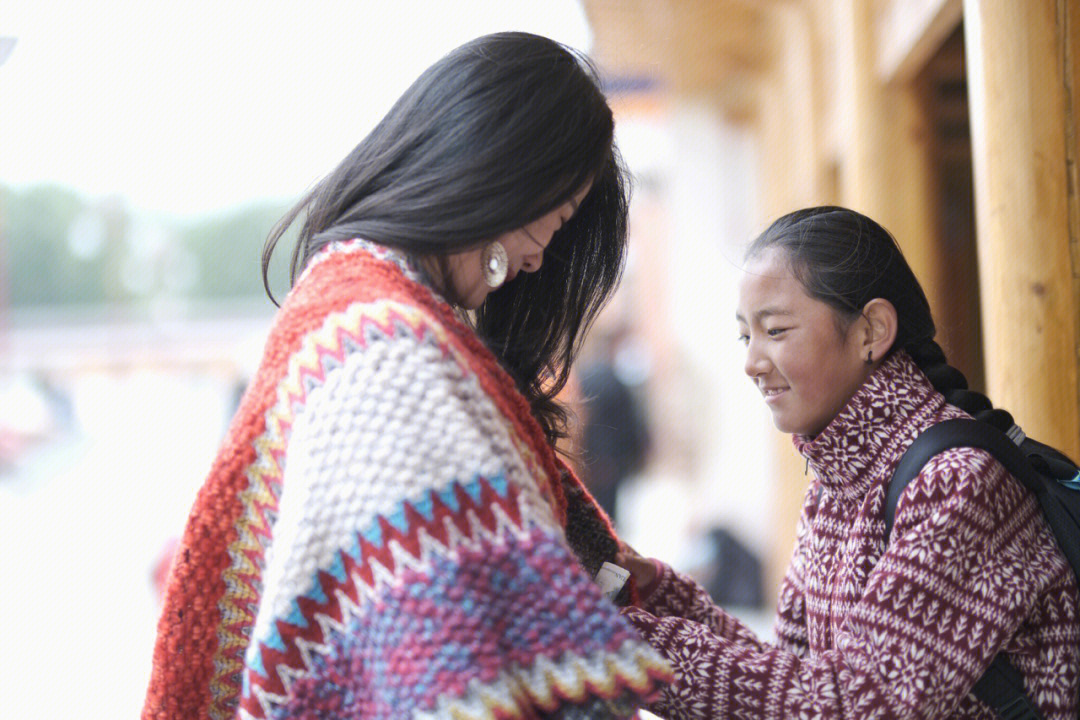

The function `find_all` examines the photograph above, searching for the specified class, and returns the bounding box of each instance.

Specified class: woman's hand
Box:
[614,548,658,592]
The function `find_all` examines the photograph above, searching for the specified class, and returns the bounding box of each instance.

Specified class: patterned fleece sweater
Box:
[623,352,1080,719]
[142,239,671,720]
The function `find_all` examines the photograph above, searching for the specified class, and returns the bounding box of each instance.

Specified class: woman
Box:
[143,32,672,720]
[618,207,1079,718]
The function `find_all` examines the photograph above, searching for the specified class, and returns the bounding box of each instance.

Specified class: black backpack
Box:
[884,418,1080,720]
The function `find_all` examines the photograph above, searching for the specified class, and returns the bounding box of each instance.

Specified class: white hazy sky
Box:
[2,0,592,216]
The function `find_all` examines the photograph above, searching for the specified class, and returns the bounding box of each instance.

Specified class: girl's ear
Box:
[861,298,898,364]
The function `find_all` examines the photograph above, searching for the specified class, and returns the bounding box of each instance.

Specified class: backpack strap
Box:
[884,418,1042,541]
[971,658,1044,720]
[885,418,1044,720]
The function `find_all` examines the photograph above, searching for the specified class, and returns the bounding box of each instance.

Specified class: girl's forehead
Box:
[742,246,792,276]
[738,249,826,320]
[740,250,802,297]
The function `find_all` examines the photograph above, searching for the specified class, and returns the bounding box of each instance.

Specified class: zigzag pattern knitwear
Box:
[143,238,672,720]
[623,352,1080,719]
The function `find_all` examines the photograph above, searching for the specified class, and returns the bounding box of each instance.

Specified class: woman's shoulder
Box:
[286,240,438,315]
[267,241,469,364]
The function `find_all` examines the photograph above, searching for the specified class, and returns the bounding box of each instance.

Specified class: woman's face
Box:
[444,183,592,309]
[736,248,871,436]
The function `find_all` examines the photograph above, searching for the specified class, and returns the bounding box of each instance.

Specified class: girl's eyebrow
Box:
[735,307,793,323]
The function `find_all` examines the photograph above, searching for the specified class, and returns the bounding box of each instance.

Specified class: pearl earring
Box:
[481,241,508,288]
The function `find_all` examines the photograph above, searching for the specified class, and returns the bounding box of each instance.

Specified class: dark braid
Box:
[747,206,1013,433]
[903,338,1015,432]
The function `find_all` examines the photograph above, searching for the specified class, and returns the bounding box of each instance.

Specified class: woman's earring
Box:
[481,241,508,288]
[865,350,874,365]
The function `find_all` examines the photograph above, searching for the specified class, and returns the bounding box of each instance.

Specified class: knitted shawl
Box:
[623,352,1080,719]
[143,239,671,720]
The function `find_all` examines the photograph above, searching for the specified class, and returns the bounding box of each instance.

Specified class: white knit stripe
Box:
[247,302,557,673]
[410,639,667,720]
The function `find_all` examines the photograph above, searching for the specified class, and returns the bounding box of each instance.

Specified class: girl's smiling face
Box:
[736,248,874,436]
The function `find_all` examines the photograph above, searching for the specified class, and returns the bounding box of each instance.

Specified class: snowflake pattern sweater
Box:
[142,239,672,720]
[623,352,1080,719]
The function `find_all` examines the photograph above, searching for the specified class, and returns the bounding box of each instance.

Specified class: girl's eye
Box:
[766,327,788,337]
[737,333,749,345]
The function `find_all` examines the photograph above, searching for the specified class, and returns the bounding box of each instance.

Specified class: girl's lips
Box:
[762,387,788,403]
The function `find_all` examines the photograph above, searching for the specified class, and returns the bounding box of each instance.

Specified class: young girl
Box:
[143,33,671,720]
[617,206,1080,719]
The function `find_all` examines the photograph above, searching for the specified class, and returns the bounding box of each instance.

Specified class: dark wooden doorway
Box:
[915,24,985,392]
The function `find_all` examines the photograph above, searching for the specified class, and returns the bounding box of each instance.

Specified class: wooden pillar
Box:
[837,0,941,289]
[963,0,1080,459]
[1068,1,1080,434]
[757,4,821,215]
[883,84,943,308]
[837,0,886,214]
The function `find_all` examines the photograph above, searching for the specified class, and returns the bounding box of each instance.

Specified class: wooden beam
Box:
[874,0,963,84]
[582,0,776,116]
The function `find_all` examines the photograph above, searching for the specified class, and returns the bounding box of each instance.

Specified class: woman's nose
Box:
[520,249,544,273]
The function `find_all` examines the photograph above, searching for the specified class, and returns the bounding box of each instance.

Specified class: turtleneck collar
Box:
[792,350,947,503]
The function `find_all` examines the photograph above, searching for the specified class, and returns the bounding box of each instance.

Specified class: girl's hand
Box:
[614,549,658,591]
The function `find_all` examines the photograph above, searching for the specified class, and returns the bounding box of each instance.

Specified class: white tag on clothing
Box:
[595,561,630,601]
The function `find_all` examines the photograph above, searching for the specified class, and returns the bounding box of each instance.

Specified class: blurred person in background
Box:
[143,32,671,720]
[578,324,651,526]
[617,207,1079,719]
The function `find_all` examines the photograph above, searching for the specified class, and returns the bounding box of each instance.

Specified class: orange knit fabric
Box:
[142,240,654,719]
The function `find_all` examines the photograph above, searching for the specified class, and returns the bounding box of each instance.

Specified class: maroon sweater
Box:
[623,352,1080,719]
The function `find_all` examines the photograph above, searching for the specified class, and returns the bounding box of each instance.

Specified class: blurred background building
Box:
[3,1,1079,717]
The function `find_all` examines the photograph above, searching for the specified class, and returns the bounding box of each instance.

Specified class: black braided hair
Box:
[903,337,1016,433]
[745,206,1011,431]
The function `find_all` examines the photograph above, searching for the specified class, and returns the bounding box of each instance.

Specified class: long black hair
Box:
[745,206,1015,432]
[261,32,630,443]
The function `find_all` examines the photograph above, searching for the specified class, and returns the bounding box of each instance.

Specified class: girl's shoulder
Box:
[892,414,1031,531]
[905,400,1014,492]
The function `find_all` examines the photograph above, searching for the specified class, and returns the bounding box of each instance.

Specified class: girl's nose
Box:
[743,339,767,378]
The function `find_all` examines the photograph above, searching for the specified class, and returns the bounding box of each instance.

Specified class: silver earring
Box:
[481,241,508,288]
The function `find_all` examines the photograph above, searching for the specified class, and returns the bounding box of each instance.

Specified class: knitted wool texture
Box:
[623,352,1080,719]
[143,239,672,720]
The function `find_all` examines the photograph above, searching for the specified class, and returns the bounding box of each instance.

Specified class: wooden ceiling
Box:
[582,0,788,117]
